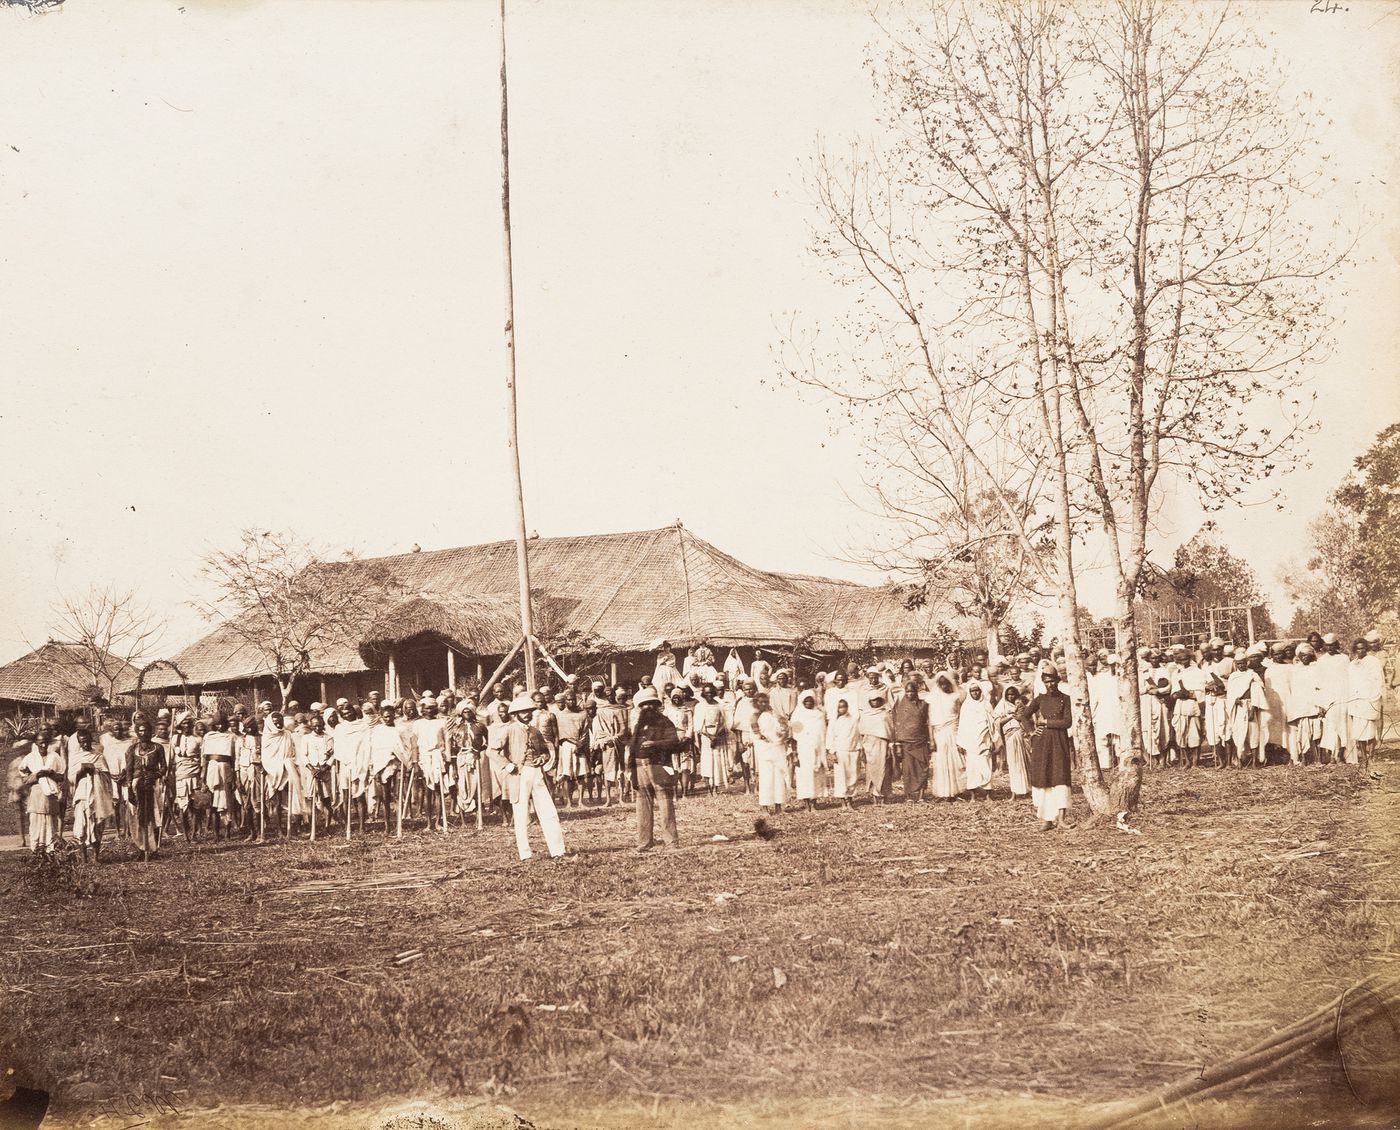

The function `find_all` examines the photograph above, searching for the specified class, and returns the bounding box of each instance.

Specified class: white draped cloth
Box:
[826,712,860,798]
[956,694,993,791]
[1088,669,1123,768]
[69,744,114,842]
[261,730,307,816]
[926,685,963,798]
[1349,654,1385,744]
[754,711,788,807]
[333,718,371,798]
[412,716,448,788]
[789,704,826,800]
[1262,662,1291,747]
[693,699,728,784]
[201,730,238,812]
[1225,669,1267,762]
[299,731,332,802]
[1316,652,1350,753]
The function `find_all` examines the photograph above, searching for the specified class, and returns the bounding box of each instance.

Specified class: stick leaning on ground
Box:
[1082,974,1400,1129]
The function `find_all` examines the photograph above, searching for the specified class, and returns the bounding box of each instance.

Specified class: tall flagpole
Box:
[499,0,537,692]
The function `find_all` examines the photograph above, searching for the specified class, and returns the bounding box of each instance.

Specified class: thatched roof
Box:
[134,525,964,690]
[359,593,520,664]
[0,641,136,709]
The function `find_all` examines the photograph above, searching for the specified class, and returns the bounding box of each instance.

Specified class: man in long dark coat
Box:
[1019,669,1073,830]
[891,680,931,802]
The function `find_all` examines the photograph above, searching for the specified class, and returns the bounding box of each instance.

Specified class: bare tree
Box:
[195,530,402,707]
[857,387,1053,662]
[783,0,1347,817]
[47,584,166,709]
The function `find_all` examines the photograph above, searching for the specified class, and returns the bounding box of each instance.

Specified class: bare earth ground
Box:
[3,755,1399,1130]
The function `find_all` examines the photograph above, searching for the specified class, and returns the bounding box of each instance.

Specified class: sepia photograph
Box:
[1,1,1398,1127]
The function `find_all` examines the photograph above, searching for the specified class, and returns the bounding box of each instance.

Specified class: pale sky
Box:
[1,0,1396,665]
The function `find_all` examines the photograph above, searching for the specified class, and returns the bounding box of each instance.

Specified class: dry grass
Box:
[3,756,1399,1130]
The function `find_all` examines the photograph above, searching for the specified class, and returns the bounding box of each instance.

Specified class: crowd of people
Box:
[7,633,1394,864]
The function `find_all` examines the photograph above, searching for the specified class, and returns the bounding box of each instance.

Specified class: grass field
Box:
[3,757,1399,1130]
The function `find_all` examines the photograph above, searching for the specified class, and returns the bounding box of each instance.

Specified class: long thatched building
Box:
[130,524,969,707]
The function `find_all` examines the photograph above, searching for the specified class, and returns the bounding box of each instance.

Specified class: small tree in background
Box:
[46,584,166,711]
[1147,523,1278,639]
[1334,423,1400,617]
[1282,422,1400,639]
[1281,504,1370,641]
[847,383,1054,666]
[530,591,619,682]
[196,530,401,708]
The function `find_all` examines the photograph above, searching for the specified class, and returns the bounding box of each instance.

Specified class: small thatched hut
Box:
[0,641,136,720]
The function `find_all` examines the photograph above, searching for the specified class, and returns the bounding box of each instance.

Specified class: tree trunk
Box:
[1110,591,1145,816]
[985,623,1001,666]
[1046,479,1111,818]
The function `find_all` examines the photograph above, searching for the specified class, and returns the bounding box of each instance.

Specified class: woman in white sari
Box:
[750,692,789,815]
[789,690,826,810]
[693,683,729,793]
[826,698,861,807]
[925,674,964,801]
[957,682,994,799]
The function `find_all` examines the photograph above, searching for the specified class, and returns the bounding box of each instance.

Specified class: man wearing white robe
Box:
[68,727,114,859]
[1261,645,1292,754]
[1224,658,1267,767]
[412,699,450,827]
[100,718,132,834]
[1348,639,1385,770]
[1200,640,1230,762]
[1316,634,1351,762]
[21,737,66,855]
[368,704,407,831]
[1086,654,1123,771]
[1174,657,1208,768]
[1287,645,1325,765]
